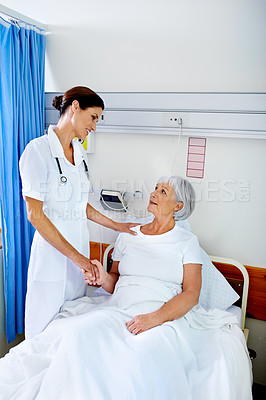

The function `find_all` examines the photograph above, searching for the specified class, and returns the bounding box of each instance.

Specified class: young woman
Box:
[19,86,136,339]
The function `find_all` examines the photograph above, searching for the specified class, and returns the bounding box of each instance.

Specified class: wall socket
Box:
[97,112,105,125]
[163,112,190,128]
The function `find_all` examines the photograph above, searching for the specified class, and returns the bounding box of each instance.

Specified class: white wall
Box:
[87,132,266,267]
[45,0,266,92]
[2,0,265,266]
[2,0,266,92]
[1,0,266,265]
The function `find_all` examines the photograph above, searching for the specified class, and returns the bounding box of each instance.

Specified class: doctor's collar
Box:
[47,125,65,158]
[71,138,84,167]
[47,125,84,167]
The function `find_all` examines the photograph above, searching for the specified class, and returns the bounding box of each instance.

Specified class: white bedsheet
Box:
[0,276,252,400]
[227,305,242,328]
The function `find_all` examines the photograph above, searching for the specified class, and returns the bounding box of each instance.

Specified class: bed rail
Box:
[209,256,249,338]
[103,243,115,272]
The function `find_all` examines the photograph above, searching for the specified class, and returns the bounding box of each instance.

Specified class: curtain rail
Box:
[0,4,47,31]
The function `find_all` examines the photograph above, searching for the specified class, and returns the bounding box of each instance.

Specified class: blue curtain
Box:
[0,17,46,343]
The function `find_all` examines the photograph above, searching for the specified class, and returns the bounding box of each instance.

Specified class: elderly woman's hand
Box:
[126,313,161,335]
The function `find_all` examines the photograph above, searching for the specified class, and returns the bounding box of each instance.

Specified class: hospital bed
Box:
[0,243,252,399]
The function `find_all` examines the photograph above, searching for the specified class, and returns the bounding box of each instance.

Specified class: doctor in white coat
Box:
[20,86,137,339]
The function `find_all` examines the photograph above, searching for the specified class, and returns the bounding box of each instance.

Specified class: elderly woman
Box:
[85,174,202,335]
[0,176,252,400]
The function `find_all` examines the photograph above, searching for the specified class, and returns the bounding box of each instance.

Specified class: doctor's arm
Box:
[86,203,137,235]
[25,197,97,277]
[126,263,202,335]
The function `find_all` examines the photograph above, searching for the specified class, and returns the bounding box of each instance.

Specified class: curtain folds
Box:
[0,17,46,343]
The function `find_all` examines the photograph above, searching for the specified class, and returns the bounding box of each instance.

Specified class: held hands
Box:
[77,258,99,284]
[82,259,108,286]
[126,313,161,335]
[82,258,161,333]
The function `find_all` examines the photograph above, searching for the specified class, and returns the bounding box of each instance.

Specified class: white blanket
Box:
[0,276,252,400]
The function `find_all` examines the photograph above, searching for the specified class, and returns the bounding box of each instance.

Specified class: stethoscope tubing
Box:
[55,157,90,185]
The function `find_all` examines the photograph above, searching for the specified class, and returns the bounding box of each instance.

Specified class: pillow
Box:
[199,249,240,311]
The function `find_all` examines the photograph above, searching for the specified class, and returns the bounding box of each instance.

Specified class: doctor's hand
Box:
[126,313,161,335]
[82,259,108,286]
[114,222,139,235]
[79,259,99,285]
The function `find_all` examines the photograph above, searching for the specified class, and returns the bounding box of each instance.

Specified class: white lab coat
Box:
[19,125,90,339]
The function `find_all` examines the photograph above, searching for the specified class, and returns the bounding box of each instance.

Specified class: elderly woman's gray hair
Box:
[157,175,196,220]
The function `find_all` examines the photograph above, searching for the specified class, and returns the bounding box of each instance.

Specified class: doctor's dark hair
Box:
[52,86,105,116]
[157,175,196,221]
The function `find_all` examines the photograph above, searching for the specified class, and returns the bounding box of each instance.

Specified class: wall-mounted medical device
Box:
[100,189,127,212]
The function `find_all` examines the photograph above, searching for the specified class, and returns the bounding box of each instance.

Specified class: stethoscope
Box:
[55,157,90,185]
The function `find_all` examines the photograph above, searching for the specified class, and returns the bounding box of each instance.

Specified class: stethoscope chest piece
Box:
[55,156,90,186]
[59,175,67,185]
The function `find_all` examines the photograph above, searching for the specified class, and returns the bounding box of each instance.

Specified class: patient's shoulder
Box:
[174,225,199,242]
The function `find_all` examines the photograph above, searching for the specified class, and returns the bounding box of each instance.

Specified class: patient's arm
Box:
[126,263,202,335]
[83,260,120,294]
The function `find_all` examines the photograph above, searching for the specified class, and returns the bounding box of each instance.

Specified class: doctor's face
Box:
[72,105,102,140]
[147,182,182,219]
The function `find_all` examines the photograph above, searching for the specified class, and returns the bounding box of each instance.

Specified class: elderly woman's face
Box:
[147,182,182,218]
